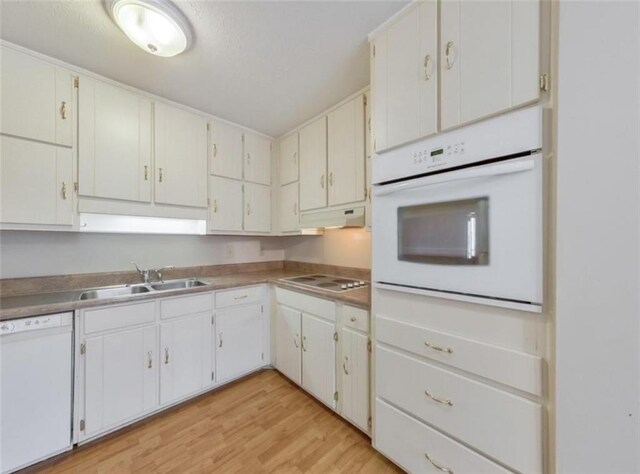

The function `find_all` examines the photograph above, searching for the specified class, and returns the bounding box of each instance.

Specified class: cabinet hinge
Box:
[261,352,264,360]
[334,391,339,402]
[363,95,367,107]
[242,134,245,143]
[261,305,264,314]
[373,139,376,151]
[211,315,214,325]
[211,371,215,381]
[74,182,79,193]
[372,45,376,57]
[367,339,372,352]
[367,117,371,132]
[80,343,86,355]
[79,419,85,431]
[367,417,372,429]
[73,77,79,89]
[207,123,210,131]
[539,74,550,92]
[333,331,338,342]
[207,198,210,206]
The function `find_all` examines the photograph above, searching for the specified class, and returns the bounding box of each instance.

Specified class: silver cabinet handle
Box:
[445,41,455,69]
[164,348,169,365]
[302,335,307,352]
[424,54,432,80]
[349,316,357,322]
[425,390,453,406]
[61,182,67,200]
[320,174,325,189]
[246,203,251,216]
[213,199,218,213]
[212,144,217,157]
[343,356,349,375]
[293,202,298,215]
[219,332,223,348]
[294,334,299,348]
[424,453,454,474]
[247,153,251,164]
[158,167,163,183]
[328,172,334,186]
[143,165,148,181]
[424,341,453,354]
[234,294,248,300]
[60,101,67,119]
[147,351,153,369]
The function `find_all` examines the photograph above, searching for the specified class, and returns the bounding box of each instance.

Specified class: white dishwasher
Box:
[0,312,73,473]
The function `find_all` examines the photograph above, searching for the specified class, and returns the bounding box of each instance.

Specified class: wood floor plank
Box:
[34,370,401,473]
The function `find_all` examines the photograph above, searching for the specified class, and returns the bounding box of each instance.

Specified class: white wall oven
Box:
[372,106,544,312]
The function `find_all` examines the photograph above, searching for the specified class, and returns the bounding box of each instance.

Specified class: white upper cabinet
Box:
[440,0,540,129]
[1,136,73,226]
[243,132,272,185]
[279,132,299,185]
[78,77,152,203]
[299,117,327,212]
[1,47,73,147]
[327,95,366,206]
[154,103,208,208]
[279,182,299,233]
[244,182,271,233]
[210,120,243,180]
[209,176,243,232]
[372,1,437,152]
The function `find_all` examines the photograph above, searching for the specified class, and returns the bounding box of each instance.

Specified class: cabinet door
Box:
[209,176,243,232]
[243,132,271,185]
[299,117,327,211]
[244,182,271,233]
[210,120,243,180]
[279,182,299,233]
[275,305,302,384]
[160,314,212,405]
[341,327,370,432]
[327,95,365,206]
[1,136,73,225]
[371,36,388,153]
[216,304,263,382]
[279,133,299,185]
[78,77,152,202]
[365,92,372,230]
[1,47,72,147]
[154,103,208,208]
[441,0,540,129]
[302,313,336,408]
[83,326,157,437]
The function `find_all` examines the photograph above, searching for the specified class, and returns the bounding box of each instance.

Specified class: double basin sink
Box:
[79,279,208,301]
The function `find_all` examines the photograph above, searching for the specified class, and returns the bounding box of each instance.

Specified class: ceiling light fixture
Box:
[106,0,192,57]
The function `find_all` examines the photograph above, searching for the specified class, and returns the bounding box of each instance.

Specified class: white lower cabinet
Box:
[215,303,264,382]
[301,312,336,408]
[83,324,158,438]
[275,304,302,384]
[340,327,369,432]
[160,313,213,406]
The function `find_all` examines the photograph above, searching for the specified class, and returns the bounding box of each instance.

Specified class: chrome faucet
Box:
[131,262,175,283]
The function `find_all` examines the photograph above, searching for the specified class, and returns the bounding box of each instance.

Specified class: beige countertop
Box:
[0,269,370,320]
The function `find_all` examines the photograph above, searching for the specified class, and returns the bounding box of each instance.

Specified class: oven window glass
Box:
[398,197,489,265]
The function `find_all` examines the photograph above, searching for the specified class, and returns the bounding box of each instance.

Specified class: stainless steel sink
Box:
[149,279,208,291]
[79,285,150,300]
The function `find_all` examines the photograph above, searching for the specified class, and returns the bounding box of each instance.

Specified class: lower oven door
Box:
[372,153,543,308]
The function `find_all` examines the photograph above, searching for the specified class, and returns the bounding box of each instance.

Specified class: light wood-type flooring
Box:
[33,369,402,473]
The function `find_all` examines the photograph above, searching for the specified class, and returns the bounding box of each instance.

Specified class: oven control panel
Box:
[412,141,466,167]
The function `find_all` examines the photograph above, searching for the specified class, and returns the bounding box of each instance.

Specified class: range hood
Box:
[299,206,365,230]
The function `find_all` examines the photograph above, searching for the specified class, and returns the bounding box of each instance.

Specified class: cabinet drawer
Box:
[377,315,542,396]
[375,400,510,474]
[215,286,263,309]
[160,293,213,320]
[276,287,335,322]
[83,301,156,334]
[377,346,542,474]
[343,305,369,333]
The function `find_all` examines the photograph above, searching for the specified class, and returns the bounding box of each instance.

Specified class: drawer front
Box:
[343,305,369,333]
[83,301,156,334]
[160,292,213,320]
[215,285,263,309]
[377,315,542,396]
[375,400,511,474]
[377,346,542,474]
[276,287,335,322]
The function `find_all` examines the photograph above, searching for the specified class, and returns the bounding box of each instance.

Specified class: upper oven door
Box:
[372,154,543,306]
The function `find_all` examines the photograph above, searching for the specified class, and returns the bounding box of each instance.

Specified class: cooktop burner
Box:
[280,275,368,293]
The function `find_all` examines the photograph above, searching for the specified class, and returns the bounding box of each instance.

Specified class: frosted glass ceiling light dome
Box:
[107,0,192,57]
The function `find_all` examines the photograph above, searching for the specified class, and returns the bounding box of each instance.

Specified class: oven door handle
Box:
[373,157,535,197]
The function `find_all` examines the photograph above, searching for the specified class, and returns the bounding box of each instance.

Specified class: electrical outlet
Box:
[224,244,235,260]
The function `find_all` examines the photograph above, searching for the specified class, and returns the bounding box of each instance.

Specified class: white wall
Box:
[282,228,372,269]
[555,2,639,473]
[0,231,284,278]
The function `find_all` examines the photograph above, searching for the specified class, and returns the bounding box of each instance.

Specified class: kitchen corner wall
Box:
[0,228,371,279]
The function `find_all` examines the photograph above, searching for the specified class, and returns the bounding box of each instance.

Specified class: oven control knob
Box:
[359,281,366,286]
[341,284,348,289]
[347,283,354,288]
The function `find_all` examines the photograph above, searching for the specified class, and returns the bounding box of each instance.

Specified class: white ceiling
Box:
[0,0,407,137]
